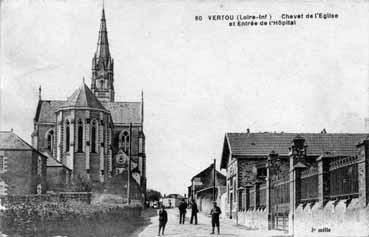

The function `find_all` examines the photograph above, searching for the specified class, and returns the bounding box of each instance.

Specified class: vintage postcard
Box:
[0,0,368,236]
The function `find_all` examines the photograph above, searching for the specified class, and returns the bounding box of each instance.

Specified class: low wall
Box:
[294,198,369,237]
[238,208,268,230]
[0,192,91,207]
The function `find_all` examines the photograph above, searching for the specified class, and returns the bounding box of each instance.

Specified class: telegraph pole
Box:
[127,123,132,205]
[213,159,216,202]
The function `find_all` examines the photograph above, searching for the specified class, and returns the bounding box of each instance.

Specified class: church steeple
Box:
[91,5,115,102]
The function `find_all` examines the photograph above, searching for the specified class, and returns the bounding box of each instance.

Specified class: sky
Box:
[0,0,368,195]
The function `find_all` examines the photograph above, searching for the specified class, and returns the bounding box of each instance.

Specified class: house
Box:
[189,163,226,212]
[161,194,184,208]
[220,132,369,236]
[0,131,47,195]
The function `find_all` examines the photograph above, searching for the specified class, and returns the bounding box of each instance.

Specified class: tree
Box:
[146,189,162,201]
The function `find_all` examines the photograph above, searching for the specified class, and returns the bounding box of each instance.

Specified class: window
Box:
[77,119,83,152]
[47,130,54,151]
[0,181,7,195]
[0,156,3,172]
[91,120,97,153]
[65,120,70,152]
[120,130,130,153]
[37,156,42,175]
[36,184,42,194]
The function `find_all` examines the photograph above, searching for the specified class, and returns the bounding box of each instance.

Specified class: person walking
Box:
[210,201,222,235]
[158,205,168,236]
[190,199,198,225]
[178,199,188,224]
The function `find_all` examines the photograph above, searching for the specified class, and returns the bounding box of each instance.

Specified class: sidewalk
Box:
[138,208,287,237]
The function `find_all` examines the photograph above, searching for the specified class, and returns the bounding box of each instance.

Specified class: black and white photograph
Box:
[0,0,368,236]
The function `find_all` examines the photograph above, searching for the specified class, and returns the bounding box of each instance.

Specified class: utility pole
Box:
[213,159,216,202]
[127,123,132,205]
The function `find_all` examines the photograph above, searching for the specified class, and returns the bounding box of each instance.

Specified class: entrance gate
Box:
[270,173,290,231]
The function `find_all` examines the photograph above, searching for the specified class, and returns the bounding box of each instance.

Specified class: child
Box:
[210,202,222,235]
[158,205,168,236]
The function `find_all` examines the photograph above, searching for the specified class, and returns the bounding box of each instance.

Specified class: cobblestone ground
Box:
[138,208,286,237]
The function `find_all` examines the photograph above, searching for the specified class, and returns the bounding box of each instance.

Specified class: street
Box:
[138,208,287,237]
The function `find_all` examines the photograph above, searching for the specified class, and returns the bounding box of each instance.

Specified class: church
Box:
[31,7,146,195]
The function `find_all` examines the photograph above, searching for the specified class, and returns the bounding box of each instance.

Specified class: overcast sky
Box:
[1,0,368,195]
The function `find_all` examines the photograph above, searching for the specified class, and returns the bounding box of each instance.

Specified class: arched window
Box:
[46,130,54,151]
[77,119,83,152]
[65,120,70,152]
[91,120,97,153]
[120,131,130,153]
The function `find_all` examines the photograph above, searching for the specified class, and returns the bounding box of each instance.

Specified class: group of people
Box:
[157,200,222,236]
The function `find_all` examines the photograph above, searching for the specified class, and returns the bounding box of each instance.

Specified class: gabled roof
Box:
[63,83,106,110]
[191,163,226,182]
[0,131,47,158]
[0,131,33,150]
[102,101,142,124]
[220,132,368,169]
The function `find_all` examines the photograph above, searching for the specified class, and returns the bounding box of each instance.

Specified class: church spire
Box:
[95,5,111,65]
[91,4,115,102]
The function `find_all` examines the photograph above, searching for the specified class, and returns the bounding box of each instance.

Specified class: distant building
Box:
[31,6,146,197]
[220,132,369,236]
[0,131,47,195]
[189,163,226,212]
[161,194,184,208]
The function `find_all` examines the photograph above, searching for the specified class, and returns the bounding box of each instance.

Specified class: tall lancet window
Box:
[91,120,97,153]
[65,120,70,152]
[77,119,83,152]
[120,131,130,153]
[46,129,54,152]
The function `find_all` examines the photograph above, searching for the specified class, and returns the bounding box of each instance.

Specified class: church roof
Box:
[35,100,65,123]
[102,101,142,124]
[63,83,107,111]
[34,100,142,124]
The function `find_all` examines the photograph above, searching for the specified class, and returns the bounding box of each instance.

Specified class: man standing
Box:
[190,199,198,225]
[210,201,222,234]
[158,205,168,236]
[178,199,188,224]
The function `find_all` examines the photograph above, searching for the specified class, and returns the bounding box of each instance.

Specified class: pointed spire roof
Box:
[64,83,107,110]
[95,6,111,65]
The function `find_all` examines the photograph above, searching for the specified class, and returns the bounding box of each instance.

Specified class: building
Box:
[161,194,185,208]
[44,152,72,192]
[0,131,47,195]
[31,7,146,196]
[220,132,369,236]
[188,163,226,212]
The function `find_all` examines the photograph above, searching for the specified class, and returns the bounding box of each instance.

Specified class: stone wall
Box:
[0,192,92,207]
[1,150,47,195]
[237,208,268,230]
[294,199,369,237]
